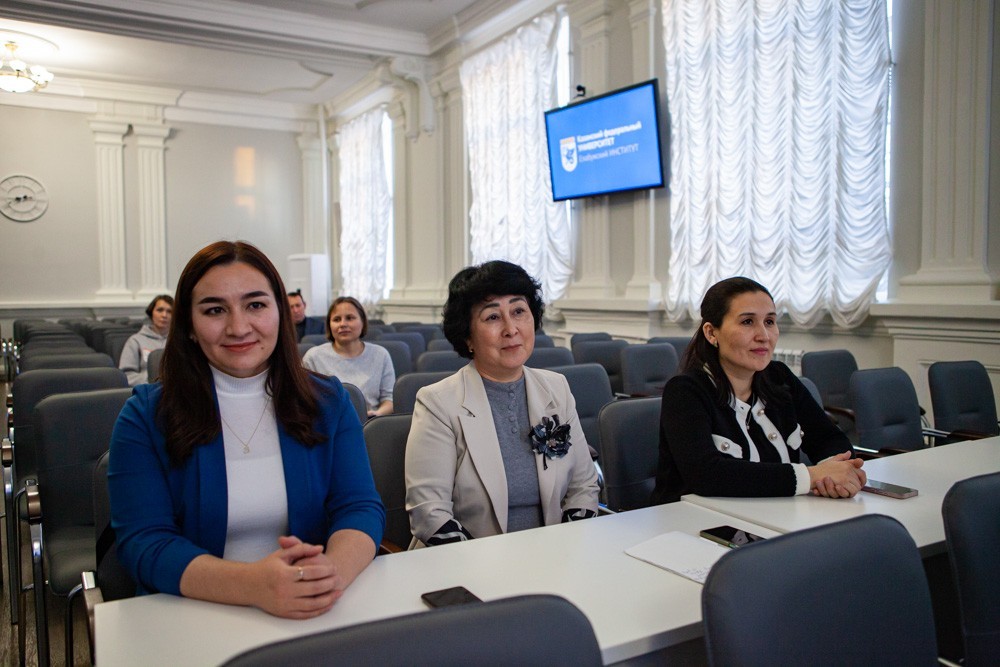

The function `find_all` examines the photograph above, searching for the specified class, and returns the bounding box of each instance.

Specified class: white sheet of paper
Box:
[625,531,730,584]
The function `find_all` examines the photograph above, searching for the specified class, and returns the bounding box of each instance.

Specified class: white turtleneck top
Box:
[211,367,288,562]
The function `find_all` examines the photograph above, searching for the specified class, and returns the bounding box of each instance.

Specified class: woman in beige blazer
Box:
[405,261,599,546]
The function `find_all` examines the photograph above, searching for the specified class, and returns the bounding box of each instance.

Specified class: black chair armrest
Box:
[82,571,104,660]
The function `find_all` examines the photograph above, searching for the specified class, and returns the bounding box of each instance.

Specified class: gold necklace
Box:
[220,397,271,454]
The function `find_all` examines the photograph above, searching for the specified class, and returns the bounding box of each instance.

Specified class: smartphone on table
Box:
[862,479,918,499]
[421,586,483,608]
[699,525,766,549]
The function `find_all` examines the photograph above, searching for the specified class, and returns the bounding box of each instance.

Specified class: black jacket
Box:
[651,361,853,504]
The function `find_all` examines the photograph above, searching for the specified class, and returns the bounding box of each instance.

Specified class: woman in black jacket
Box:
[651,277,866,504]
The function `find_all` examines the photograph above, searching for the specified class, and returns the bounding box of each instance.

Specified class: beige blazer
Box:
[405,363,599,545]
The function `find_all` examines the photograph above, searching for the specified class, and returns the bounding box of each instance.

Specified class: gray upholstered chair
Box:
[942,472,1000,665]
[3,367,128,625]
[800,349,859,440]
[534,333,556,348]
[415,350,468,373]
[392,371,453,414]
[570,332,612,348]
[31,387,133,666]
[146,347,165,382]
[850,367,932,453]
[300,333,327,346]
[550,363,614,462]
[647,335,691,363]
[525,346,574,369]
[572,340,629,395]
[362,413,412,553]
[18,352,115,372]
[928,360,999,442]
[82,450,136,659]
[342,382,368,423]
[702,515,938,667]
[378,332,426,363]
[369,339,414,378]
[426,338,454,352]
[221,594,602,667]
[597,397,660,512]
[396,324,445,346]
[620,343,678,396]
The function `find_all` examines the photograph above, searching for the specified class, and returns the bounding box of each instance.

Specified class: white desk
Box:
[683,437,1000,557]
[95,503,777,666]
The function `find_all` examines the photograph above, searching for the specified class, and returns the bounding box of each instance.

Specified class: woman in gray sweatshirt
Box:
[120,294,173,385]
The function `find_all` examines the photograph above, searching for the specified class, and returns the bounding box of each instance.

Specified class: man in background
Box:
[287,289,325,341]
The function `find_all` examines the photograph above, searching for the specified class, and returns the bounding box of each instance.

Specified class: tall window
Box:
[338,107,393,306]
[662,0,892,327]
[460,11,573,302]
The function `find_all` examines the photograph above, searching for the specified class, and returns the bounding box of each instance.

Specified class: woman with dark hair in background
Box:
[119,294,173,386]
[650,276,865,505]
[302,296,394,417]
[109,240,384,619]
[405,260,598,547]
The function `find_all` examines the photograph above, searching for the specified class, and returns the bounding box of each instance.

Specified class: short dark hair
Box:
[684,276,784,405]
[145,294,174,319]
[326,296,368,341]
[287,289,305,305]
[442,260,544,359]
[159,241,324,466]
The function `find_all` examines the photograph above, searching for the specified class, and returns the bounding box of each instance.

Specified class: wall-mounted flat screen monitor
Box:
[544,79,665,201]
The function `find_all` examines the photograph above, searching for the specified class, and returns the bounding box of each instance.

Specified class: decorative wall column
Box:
[132,122,171,299]
[898,0,999,300]
[386,99,411,299]
[297,129,328,255]
[567,0,614,299]
[432,67,467,290]
[624,0,664,306]
[89,119,131,300]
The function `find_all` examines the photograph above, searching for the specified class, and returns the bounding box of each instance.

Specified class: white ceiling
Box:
[0,0,496,105]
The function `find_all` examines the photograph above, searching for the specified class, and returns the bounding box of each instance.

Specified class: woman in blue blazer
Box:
[109,241,384,619]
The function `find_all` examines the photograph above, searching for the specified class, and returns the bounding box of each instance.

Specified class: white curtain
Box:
[662,0,891,327]
[460,11,572,303]
[338,108,391,307]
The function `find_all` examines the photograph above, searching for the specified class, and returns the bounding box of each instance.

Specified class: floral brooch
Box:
[529,415,572,469]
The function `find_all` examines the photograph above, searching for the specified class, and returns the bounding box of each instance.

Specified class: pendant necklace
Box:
[220,397,271,454]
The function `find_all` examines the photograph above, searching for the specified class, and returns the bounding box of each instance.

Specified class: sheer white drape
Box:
[460,11,573,302]
[662,0,891,327]
[338,108,391,307]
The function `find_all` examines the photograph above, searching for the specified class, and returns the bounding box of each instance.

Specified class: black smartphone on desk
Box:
[699,525,766,549]
[421,586,482,608]
[862,479,918,499]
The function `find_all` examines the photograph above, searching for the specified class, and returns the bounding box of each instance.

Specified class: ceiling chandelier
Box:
[0,41,54,93]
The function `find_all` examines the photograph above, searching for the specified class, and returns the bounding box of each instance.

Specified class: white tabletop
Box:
[683,437,1000,557]
[95,502,778,666]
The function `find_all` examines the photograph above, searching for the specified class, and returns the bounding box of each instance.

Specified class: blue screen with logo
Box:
[544,79,665,201]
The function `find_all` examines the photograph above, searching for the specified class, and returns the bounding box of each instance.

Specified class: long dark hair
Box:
[158,241,325,466]
[325,296,369,341]
[442,260,544,359]
[682,276,787,406]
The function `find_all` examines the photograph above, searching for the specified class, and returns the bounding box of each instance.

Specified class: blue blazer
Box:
[108,374,385,596]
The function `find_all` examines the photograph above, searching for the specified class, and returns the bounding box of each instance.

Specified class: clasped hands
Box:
[254,535,344,619]
[808,452,867,498]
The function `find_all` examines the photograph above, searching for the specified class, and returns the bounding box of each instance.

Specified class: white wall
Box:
[0,105,102,302]
[164,122,304,286]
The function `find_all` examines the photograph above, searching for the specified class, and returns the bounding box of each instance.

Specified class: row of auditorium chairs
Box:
[800,350,999,455]
[298,331,687,400]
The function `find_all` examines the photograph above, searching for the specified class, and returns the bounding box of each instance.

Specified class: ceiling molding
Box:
[2,0,431,63]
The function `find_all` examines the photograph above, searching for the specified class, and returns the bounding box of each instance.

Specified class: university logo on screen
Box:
[560,136,578,172]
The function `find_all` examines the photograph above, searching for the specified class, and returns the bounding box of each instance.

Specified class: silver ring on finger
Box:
[297,566,305,581]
